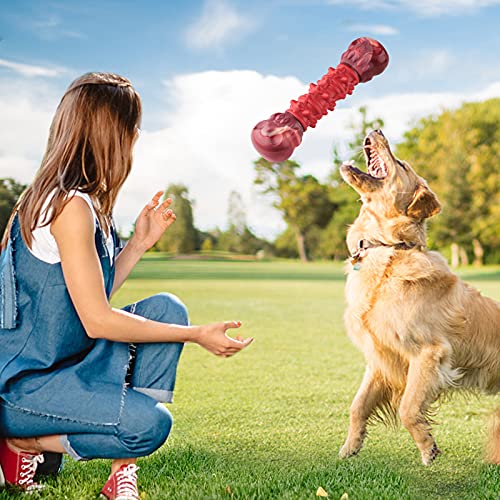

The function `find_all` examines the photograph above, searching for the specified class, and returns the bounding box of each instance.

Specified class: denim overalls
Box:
[0,214,186,459]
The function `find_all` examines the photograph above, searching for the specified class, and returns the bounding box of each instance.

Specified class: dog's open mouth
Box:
[364,137,388,179]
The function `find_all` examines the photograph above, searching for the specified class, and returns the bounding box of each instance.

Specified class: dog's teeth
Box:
[367,151,389,179]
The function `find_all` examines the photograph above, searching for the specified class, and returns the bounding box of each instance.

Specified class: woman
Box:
[0,72,253,498]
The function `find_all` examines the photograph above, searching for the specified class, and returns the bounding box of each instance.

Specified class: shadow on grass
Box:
[129,261,348,282]
[130,268,500,283]
[458,269,500,282]
[129,270,347,282]
[131,257,500,284]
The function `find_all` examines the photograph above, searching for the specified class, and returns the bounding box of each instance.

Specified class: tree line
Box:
[1,98,498,265]
[152,185,272,256]
[395,98,499,266]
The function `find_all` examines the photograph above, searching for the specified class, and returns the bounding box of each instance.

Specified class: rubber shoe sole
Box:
[0,464,5,487]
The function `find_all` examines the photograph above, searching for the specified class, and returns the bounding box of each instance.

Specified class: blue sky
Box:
[0,0,499,236]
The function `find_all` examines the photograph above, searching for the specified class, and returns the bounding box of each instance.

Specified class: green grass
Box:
[2,259,499,499]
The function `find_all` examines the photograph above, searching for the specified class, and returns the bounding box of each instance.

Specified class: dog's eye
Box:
[397,160,407,170]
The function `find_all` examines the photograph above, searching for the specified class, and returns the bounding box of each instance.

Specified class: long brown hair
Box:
[1,72,142,251]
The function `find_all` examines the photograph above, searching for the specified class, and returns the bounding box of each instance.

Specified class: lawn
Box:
[3,259,499,499]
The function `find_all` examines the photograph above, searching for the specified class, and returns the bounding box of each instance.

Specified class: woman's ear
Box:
[406,183,441,220]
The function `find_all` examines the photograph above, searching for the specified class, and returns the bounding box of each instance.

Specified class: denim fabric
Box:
[123,294,186,403]
[0,388,173,459]
[0,214,128,425]
[0,214,186,458]
[0,238,17,329]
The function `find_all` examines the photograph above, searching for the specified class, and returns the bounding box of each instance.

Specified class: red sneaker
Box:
[100,464,140,500]
[0,438,45,492]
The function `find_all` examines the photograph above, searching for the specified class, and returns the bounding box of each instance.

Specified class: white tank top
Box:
[30,190,115,264]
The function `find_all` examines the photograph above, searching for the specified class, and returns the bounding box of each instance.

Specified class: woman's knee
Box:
[118,403,173,457]
[130,293,189,326]
[154,292,189,326]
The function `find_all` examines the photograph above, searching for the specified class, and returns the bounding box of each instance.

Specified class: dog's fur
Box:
[339,130,500,465]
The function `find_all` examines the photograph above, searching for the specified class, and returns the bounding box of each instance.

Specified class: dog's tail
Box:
[487,408,500,464]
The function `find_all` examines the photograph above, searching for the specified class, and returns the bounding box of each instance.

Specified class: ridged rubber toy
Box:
[251,37,389,162]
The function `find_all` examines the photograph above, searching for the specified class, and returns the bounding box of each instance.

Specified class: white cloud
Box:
[469,81,500,100]
[0,58,70,78]
[0,81,68,190]
[328,0,500,16]
[185,0,254,50]
[0,78,58,187]
[347,24,399,36]
[0,71,498,239]
[116,71,305,238]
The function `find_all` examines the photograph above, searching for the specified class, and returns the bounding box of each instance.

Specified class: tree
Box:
[395,98,500,265]
[217,190,246,252]
[216,190,272,255]
[0,178,27,238]
[201,237,213,251]
[273,227,299,258]
[227,190,246,235]
[254,159,335,261]
[321,107,384,259]
[155,184,197,254]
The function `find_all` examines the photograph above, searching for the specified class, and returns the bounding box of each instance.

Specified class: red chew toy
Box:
[251,37,389,162]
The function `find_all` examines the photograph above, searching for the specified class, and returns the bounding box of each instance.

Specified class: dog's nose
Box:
[375,129,385,138]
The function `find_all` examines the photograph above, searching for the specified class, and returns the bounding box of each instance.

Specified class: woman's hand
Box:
[130,191,176,252]
[194,321,253,357]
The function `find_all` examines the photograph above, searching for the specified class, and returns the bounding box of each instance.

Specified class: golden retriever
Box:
[338,129,500,465]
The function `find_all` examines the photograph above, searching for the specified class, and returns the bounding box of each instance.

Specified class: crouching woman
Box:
[0,72,253,498]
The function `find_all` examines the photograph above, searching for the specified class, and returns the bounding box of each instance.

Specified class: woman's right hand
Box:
[194,321,253,357]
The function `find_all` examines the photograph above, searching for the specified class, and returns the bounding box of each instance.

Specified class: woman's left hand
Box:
[130,191,176,251]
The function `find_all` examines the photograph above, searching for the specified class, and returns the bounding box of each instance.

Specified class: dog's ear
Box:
[406,183,441,220]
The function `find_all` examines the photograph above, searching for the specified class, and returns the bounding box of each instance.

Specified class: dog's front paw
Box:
[421,443,441,465]
[339,439,362,459]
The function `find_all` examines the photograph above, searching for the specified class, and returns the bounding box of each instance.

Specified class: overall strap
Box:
[93,217,118,297]
[110,217,124,263]
[94,220,107,259]
[0,214,19,329]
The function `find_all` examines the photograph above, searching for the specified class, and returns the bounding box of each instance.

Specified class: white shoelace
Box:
[115,464,140,500]
[18,453,44,489]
